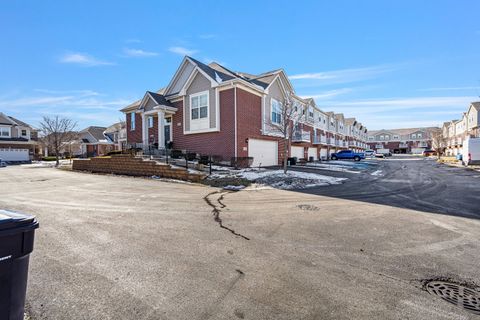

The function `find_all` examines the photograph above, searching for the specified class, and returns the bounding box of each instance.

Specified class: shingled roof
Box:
[80,126,110,143]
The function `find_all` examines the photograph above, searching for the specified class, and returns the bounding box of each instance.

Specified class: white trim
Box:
[141,114,147,145]
[157,111,165,149]
[261,95,265,134]
[164,57,191,96]
[270,98,282,125]
[217,79,265,96]
[0,126,12,138]
[183,127,220,135]
[179,69,200,96]
[188,90,210,132]
[234,87,237,158]
[215,87,220,132]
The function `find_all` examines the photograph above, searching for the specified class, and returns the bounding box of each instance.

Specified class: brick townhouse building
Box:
[367,127,440,154]
[120,56,368,166]
[0,112,39,161]
[442,102,480,156]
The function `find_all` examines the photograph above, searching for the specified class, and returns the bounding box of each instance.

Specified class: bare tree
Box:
[265,94,304,173]
[431,131,446,159]
[39,116,77,166]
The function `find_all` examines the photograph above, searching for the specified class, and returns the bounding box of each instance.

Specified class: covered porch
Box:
[137,91,178,151]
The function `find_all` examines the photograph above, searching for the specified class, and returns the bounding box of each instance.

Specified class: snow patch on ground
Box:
[209,168,346,190]
[371,170,383,176]
[305,162,361,173]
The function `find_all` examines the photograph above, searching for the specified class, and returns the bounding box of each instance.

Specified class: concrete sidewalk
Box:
[0,165,479,319]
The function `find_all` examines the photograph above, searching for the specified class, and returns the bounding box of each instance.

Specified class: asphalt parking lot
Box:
[294,155,480,219]
[1,161,480,320]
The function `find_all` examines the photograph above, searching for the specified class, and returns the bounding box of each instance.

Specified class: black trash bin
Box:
[0,210,39,320]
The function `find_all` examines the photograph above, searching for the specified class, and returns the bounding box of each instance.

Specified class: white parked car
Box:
[364,149,375,157]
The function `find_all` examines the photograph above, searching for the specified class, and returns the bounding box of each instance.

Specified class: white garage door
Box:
[291,146,304,159]
[0,148,29,161]
[320,148,328,160]
[248,139,278,167]
[308,147,318,160]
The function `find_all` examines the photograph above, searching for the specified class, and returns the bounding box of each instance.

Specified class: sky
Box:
[1,0,479,131]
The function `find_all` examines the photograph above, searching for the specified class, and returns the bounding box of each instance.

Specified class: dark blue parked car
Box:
[330,150,365,161]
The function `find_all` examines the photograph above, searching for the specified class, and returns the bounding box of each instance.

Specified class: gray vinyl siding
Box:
[169,61,195,95]
[265,78,284,126]
[144,96,157,112]
[185,72,216,131]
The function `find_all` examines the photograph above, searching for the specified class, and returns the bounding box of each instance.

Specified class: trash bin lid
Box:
[0,210,38,232]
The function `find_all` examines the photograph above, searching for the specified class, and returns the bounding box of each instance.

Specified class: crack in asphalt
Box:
[204,191,250,240]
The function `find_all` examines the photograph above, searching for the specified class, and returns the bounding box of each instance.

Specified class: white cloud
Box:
[0,91,131,112]
[168,46,198,56]
[289,64,396,85]
[300,88,353,100]
[125,38,142,43]
[59,53,114,66]
[418,86,479,92]
[330,96,475,110]
[34,89,100,96]
[123,48,158,57]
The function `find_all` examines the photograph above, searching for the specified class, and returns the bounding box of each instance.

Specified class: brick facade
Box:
[126,113,143,144]
[171,89,235,160]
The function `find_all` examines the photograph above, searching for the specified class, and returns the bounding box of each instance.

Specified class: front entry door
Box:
[164,117,172,147]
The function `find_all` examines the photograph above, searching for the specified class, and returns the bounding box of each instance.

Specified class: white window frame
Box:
[21,129,27,136]
[189,90,210,131]
[130,113,135,131]
[271,98,282,125]
[148,116,154,128]
[0,126,11,137]
[308,106,314,119]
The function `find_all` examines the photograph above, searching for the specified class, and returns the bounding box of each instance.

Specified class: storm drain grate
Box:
[426,280,480,315]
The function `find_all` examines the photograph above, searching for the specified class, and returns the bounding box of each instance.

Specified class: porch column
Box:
[157,110,165,149]
[141,113,147,146]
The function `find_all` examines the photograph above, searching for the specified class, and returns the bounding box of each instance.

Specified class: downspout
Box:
[234,85,238,158]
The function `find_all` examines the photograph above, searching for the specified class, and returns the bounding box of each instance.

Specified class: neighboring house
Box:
[367,127,440,154]
[120,56,368,166]
[78,126,114,157]
[0,112,39,162]
[443,102,480,156]
[104,122,127,151]
[40,131,82,158]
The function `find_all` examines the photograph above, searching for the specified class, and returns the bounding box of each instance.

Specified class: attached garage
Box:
[248,139,278,167]
[320,148,328,160]
[290,146,304,159]
[307,147,318,160]
[0,148,29,162]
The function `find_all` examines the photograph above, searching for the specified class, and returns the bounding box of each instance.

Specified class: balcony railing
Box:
[292,130,311,143]
[312,135,327,144]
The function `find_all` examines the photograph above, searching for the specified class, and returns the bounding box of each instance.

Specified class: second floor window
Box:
[21,129,27,136]
[191,92,209,120]
[0,127,10,137]
[271,99,282,124]
[308,106,314,118]
[130,113,135,131]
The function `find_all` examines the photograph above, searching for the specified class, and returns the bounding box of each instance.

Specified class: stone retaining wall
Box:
[72,155,205,182]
